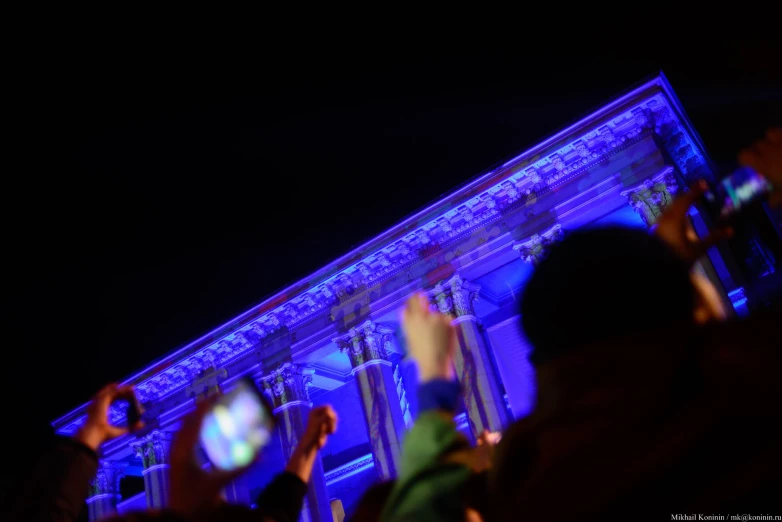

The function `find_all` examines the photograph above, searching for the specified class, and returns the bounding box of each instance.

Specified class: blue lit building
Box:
[53,74,762,522]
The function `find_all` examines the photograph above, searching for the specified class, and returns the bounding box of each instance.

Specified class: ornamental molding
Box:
[129,430,172,468]
[324,453,375,485]
[259,363,313,409]
[427,274,481,318]
[53,74,713,435]
[512,224,565,265]
[333,320,396,368]
[620,166,680,227]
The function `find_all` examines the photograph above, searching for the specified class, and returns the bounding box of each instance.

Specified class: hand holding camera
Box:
[74,383,144,452]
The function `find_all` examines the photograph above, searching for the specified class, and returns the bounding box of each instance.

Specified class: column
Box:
[334,320,408,480]
[428,274,509,436]
[86,460,123,522]
[130,430,172,508]
[184,364,250,503]
[222,474,251,505]
[507,225,563,419]
[260,363,332,522]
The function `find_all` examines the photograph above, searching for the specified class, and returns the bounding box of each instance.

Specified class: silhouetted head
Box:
[350,480,395,522]
[520,226,695,366]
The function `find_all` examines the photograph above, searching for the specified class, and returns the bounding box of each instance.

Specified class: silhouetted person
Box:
[379,295,500,522]
[7,382,337,522]
[489,132,782,520]
[350,481,395,522]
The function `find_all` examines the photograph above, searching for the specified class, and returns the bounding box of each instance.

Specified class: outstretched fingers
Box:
[405,292,429,315]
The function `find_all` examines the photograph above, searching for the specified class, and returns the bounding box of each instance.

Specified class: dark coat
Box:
[490,307,782,521]
[7,437,306,522]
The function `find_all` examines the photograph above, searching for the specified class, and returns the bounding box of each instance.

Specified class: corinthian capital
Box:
[334,320,396,368]
[129,430,172,469]
[427,274,480,318]
[259,363,312,408]
[620,167,679,227]
[89,460,124,497]
[512,224,564,265]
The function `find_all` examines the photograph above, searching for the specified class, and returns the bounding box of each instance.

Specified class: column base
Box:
[86,493,117,522]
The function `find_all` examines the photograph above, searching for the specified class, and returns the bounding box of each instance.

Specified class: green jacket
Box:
[380,411,472,522]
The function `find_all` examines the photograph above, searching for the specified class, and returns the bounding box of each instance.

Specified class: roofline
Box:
[54,72,675,429]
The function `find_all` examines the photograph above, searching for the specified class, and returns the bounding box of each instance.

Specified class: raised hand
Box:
[739,127,782,207]
[654,180,733,265]
[402,292,457,383]
[300,405,338,451]
[285,405,338,484]
[476,430,502,447]
[169,399,250,518]
[74,383,144,451]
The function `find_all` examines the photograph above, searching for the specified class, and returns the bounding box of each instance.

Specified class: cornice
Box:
[324,453,375,485]
[53,74,711,435]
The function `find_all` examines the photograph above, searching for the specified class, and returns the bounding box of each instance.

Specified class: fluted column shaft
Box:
[261,363,332,522]
[429,275,509,436]
[335,321,407,480]
[130,431,172,508]
[86,460,123,522]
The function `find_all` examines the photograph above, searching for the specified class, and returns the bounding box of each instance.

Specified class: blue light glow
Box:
[728,287,749,314]
[54,75,708,437]
[51,74,744,522]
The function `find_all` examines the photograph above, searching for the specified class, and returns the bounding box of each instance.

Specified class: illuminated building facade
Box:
[54,74,758,522]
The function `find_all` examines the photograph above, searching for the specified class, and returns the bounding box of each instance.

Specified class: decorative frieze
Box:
[185,366,228,401]
[130,431,172,469]
[260,363,313,409]
[512,224,565,265]
[334,320,395,368]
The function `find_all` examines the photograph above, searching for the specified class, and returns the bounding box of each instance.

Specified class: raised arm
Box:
[255,405,337,522]
[9,383,143,522]
[380,293,473,522]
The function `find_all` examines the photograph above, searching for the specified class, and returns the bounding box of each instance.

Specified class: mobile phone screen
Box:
[705,166,773,221]
[199,378,276,471]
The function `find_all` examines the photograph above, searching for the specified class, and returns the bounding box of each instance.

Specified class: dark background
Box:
[4,29,780,498]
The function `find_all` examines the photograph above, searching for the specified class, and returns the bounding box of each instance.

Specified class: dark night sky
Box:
[4,30,780,492]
